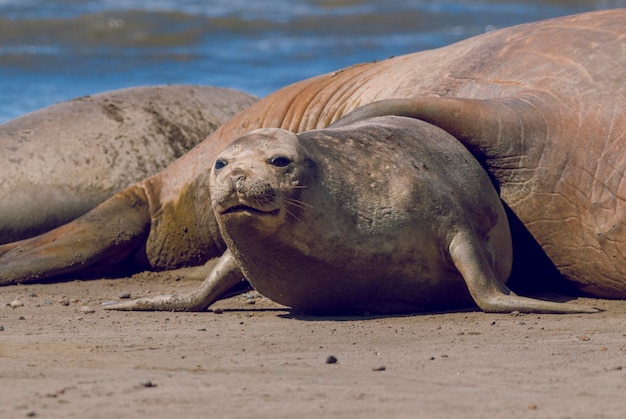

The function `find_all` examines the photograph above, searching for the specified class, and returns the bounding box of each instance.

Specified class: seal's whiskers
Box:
[202,196,227,224]
[284,197,312,210]
[284,208,303,223]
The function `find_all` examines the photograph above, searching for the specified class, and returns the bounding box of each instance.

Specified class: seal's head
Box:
[210,128,315,235]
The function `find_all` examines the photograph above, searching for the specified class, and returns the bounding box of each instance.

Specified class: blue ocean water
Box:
[0,0,623,123]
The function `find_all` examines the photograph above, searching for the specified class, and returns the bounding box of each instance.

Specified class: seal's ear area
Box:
[331,92,552,162]
[291,139,318,168]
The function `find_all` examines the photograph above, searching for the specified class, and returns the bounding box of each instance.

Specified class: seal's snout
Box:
[217,171,280,217]
[233,174,246,190]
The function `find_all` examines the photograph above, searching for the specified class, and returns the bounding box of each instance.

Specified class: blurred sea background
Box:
[0,0,624,123]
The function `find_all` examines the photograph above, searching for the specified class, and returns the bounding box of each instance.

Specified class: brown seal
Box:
[109,117,597,313]
[0,10,623,308]
[0,85,257,243]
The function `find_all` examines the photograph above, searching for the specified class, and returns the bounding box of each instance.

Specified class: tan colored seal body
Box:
[0,85,257,243]
[212,119,511,313]
[110,118,596,314]
[1,10,624,304]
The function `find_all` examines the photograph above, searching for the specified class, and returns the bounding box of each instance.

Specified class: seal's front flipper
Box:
[449,232,600,314]
[105,249,245,312]
[0,187,151,286]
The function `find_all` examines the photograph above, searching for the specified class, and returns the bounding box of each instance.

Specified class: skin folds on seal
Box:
[0,85,257,244]
[0,10,623,309]
[111,118,597,314]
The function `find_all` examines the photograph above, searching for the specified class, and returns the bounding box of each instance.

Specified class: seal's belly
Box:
[242,256,475,314]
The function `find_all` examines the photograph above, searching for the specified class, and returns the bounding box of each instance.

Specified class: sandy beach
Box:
[1,270,625,418]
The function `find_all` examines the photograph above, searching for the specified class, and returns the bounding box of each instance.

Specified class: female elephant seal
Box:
[109,117,597,314]
[0,85,257,244]
[0,10,623,311]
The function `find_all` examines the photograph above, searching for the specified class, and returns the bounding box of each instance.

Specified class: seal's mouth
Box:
[221,204,280,216]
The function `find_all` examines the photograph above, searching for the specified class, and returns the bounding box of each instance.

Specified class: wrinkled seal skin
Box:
[0,85,257,244]
[1,10,624,308]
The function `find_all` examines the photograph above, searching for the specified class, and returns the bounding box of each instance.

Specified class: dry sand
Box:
[1,271,625,418]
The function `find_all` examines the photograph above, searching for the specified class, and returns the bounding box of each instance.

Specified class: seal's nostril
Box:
[233,174,245,189]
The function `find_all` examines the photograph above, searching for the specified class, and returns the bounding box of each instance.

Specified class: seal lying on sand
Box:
[0,85,257,243]
[109,118,597,314]
[0,10,623,311]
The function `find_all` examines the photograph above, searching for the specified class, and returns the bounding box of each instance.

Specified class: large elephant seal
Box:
[0,85,257,243]
[0,10,624,310]
[109,118,597,313]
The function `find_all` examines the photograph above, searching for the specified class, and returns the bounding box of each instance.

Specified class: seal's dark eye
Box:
[267,156,292,168]
[215,158,228,170]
